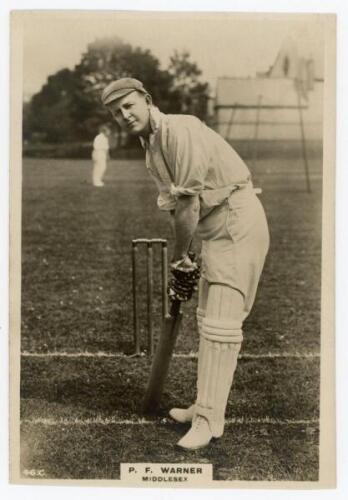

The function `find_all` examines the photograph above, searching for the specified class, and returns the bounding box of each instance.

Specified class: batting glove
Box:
[167,254,201,302]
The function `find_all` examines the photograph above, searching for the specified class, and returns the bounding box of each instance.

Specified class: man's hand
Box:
[168,254,201,302]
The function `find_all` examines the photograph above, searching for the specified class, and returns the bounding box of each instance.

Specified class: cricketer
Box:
[92,124,110,187]
[101,78,270,450]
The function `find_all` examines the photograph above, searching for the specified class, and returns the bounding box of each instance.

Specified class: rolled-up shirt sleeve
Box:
[166,117,209,197]
[157,192,176,211]
[147,168,176,211]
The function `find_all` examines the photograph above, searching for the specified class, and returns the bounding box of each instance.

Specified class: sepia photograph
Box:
[9,8,336,489]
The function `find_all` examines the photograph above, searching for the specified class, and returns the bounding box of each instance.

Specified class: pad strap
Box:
[202,317,243,343]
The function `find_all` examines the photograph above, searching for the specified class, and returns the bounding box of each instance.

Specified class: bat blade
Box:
[142,300,182,413]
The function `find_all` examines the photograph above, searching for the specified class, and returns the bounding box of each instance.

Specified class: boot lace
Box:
[192,415,207,430]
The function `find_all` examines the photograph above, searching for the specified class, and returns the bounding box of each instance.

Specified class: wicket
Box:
[132,238,169,356]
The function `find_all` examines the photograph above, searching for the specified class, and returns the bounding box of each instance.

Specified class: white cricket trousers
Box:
[193,183,269,436]
[92,151,108,186]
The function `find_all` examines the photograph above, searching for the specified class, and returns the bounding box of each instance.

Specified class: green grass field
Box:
[20,149,322,482]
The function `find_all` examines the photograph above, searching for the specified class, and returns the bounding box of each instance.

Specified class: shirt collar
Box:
[139,106,162,149]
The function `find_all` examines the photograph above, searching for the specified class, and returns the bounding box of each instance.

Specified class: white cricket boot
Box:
[169,404,195,423]
[176,415,213,450]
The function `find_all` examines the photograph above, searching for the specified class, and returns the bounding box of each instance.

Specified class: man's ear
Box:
[145,93,153,106]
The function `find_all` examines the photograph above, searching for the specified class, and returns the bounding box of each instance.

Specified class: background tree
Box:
[23,38,209,144]
[168,50,209,120]
[23,68,78,142]
[72,37,175,140]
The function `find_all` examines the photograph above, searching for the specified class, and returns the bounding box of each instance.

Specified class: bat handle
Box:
[169,299,181,317]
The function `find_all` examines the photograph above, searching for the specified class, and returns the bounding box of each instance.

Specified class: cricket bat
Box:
[142,299,183,413]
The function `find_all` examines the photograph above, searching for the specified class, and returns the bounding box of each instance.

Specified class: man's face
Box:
[107,91,151,137]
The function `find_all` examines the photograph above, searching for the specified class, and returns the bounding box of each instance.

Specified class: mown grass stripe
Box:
[21,416,319,426]
[21,351,320,360]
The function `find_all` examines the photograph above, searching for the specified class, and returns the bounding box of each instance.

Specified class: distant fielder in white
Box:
[101,78,270,450]
[92,125,110,187]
